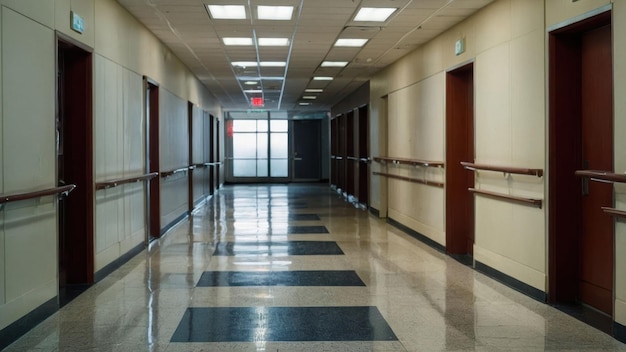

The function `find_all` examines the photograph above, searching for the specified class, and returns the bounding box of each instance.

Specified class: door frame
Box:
[548,9,613,307]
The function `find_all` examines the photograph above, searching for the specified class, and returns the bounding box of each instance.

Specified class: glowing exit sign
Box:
[71,11,84,34]
[251,97,264,107]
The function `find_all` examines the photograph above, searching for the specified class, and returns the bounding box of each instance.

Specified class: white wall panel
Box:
[160,174,189,228]
[124,69,145,175]
[475,43,511,165]
[94,54,146,270]
[0,8,57,330]
[2,8,55,191]
[0,1,54,29]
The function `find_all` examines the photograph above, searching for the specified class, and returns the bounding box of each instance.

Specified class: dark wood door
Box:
[57,40,94,285]
[346,111,356,196]
[548,11,613,315]
[146,79,161,239]
[358,105,369,205]
[331,117,339,186]
[445,64,475,257]
[293,119,322,180]
[579,24,613,315]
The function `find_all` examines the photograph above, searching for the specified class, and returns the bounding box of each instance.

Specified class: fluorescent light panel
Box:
[305,89,323,93]
[335,38,368,47]
[313,76,333,81]
[259,61,286,67]
[299,102,312,106]
[232,61,286,68]
[354,7,396,22]
[258,6,294,20]
[321,61,348,67]
[232,61,258,67]
[244,81,258,85]
[207,5,247,20]
[302,96,317,99]
[258,38,290,46]
[223,37,253,46]
[244,89,263,93]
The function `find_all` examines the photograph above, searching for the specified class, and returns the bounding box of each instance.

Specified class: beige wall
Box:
[369,0,626,328]
[371,0,547,289]
[0,0,221,331]
[0,5,57,330]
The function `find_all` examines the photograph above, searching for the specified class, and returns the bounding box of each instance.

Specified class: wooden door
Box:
[445,63,475,258]
[358,105,369,206]
[346,111,356,197]
[146,79,161,239]
[57,39,94,285]
[579,24,613,315]
[548,11,613,315]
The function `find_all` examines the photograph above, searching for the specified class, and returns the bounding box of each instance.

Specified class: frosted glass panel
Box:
[257,159,268,176]
[270,133,288,158]
[257,120,268,132]
[233,133,257,158]
[233,159,256,177]
[270,159,288,177]
[270,120,288,132]
[257,133,268,158]
[233,120,257,132]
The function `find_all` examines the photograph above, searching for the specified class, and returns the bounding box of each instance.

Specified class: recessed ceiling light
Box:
[223,37,253,46]
[244,81,258,85]
[335,38,369,47]
[321,61,348,67]
[313,76,333,81]
[244,90,263,94]
[258,38,290,46]
[354,7,397,22]
[260,61,286,67]
[302,96,317,99]
[207,5,247,20]
[258,6,294,20]
[305,89,324,93]
[299,102,312,106]
[232,61,258,67]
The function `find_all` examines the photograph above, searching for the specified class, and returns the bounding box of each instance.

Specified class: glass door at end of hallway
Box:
[226,115,290,183]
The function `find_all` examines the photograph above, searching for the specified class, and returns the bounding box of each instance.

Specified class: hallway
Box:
[5,184,626,351]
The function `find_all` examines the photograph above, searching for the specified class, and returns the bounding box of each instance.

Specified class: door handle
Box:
[294,157,303,161]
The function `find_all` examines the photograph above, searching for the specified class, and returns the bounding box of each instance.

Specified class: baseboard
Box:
[475,260,547,302]
[387,217,445,253]
[369,207,380,217]
[0,297,58,350]
[615,321,626,343]
[94,241,145,282]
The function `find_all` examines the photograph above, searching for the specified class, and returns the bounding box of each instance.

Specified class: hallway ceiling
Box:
[116,0,493,115]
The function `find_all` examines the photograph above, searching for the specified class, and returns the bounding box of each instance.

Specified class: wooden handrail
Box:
[469,188,542,208]
[575,170,626,184]
[373,171,444,188]
[161,167,189,178]
[347,156,360,161]
[95,172,159,190]
[602,207,626,218]
[461,162,543,177]
[1,184,76,204]
[374,156,444,168]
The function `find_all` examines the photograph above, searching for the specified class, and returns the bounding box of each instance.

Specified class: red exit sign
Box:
[251,97,264,107]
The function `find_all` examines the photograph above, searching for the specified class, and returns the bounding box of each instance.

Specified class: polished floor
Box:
[5,184,626,351]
